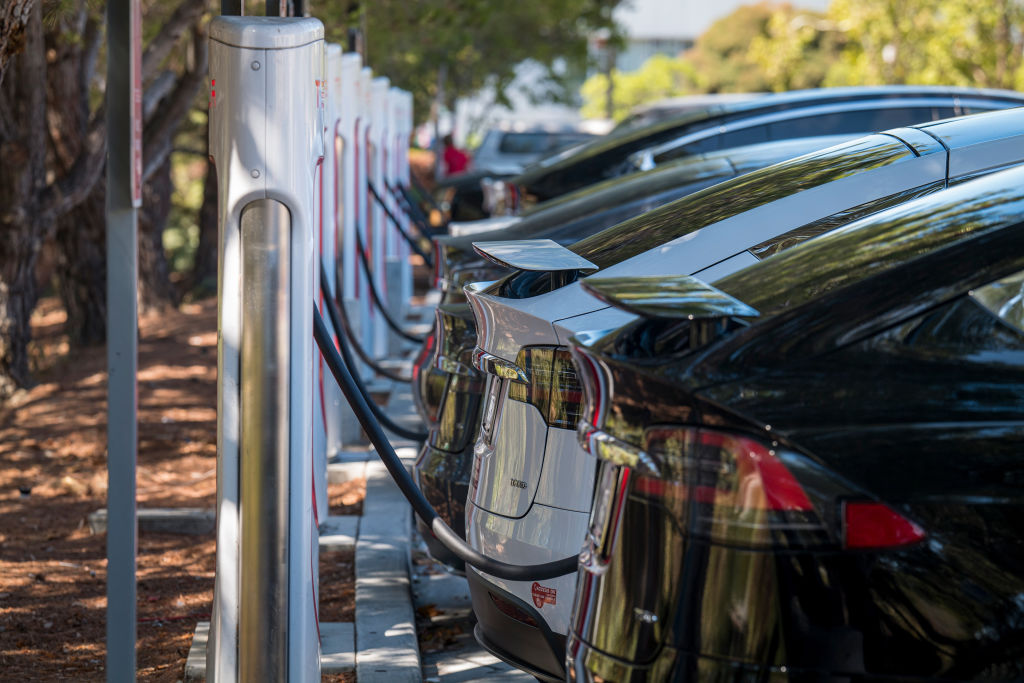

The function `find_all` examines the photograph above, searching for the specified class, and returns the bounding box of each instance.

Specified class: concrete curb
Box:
[355,459,422,682]
[88,507,215,535]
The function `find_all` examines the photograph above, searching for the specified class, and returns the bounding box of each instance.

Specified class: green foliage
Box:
[687,1,778,93]
[579,54,699,120]
[748,7,846,91]
[824,0,1024,89]
[321,0,623,125]
[582,0,1024,121]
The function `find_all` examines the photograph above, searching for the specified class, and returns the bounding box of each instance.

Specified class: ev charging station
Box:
[337,53,362,333]
[370,76,391,359]
[208,16,323,682]
[393,89,415,309]
[313,42,343,524]
[384,87,407,355]
[357,66,375,365]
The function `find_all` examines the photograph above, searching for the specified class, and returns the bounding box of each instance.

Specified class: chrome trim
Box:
[471,238,598,273]
[581,273,760,320]
[472,347,529,383]
[587,428,657,474]
[239,199,291,682]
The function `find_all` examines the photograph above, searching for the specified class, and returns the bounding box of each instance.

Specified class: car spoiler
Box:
[472,238,598,274]
[581,274,760,320]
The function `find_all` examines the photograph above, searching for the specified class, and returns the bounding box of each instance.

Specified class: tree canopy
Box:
[322,0,623,124]
[581,0,1024,121]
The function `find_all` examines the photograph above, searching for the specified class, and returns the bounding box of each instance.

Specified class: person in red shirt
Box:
[442,133,470,176]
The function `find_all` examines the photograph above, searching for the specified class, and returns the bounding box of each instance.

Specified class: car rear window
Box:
[497,132,591,155]
[570,135,912,270]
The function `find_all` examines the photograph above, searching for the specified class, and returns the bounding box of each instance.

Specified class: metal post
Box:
[105,0,140,680]
[209,16,324,682]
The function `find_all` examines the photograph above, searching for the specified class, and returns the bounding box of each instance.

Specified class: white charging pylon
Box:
[338,52,362,365]
[369,75,391,359]
[357,66,375,364]
[209,16,322,682]
[384,86,406,355]
[313,41,342,524]
[399,90,415,306]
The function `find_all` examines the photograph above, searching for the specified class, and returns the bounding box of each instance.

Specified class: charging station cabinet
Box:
[209,16,323,682]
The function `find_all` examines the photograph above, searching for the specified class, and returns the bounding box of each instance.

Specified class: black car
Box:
[567,164,1024,681]
[510,85,1024,209]
[411,135,865,569]
[413,106,1024,574]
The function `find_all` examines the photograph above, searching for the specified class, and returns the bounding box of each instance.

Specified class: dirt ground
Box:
[0,296,362,681]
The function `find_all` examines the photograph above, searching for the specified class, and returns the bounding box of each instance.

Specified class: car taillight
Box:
[431,239,443,290]
[569,346,607,453]
[596,426,927,551]
[411,329,435,384]
[507,346,583,429]
[843,501,925,549]
[633,428,826,549]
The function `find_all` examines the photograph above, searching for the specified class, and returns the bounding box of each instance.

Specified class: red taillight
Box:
[507,346,584,429]
[635,428,827,548]
[843,501,925,549]
[412,329,436,383]
[431,239,443,290]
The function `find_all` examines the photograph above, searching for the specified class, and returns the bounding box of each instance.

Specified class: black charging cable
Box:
[322,267,412,384]
[408,175,446,219]
[385,179,435,237]
[367,182,434,266]
[319,271,426,441]
[354,228,426,344]
[314,304,579,580]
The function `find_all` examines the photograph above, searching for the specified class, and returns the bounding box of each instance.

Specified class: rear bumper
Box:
[567,632,794,682]
[467,568,566,682]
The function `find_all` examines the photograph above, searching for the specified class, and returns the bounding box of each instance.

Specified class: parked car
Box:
[567,163,1024,681]
[472,128,595,176]
[411,135,863,571]
[611,93,766,133]
[438,129,596,223]
[508,85,1024,211]
[460,108,1024,682]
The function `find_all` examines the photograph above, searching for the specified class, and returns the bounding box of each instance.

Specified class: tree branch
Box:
[142,26,208,182]
[141,0,206,84]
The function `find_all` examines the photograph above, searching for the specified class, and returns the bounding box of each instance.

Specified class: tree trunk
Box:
[55,190,107,347]
[189,155,219,295]
[137,155,180,312]
[0,0,46,396]
[0,0,34,90]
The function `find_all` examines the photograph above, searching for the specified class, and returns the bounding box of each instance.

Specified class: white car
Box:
[460,108,1024,682]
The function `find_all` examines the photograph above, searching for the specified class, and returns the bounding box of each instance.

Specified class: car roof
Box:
[441,135,857,254]
[688,164,1024,379]
[516,86,1024,186]
[574,107,1024,275]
